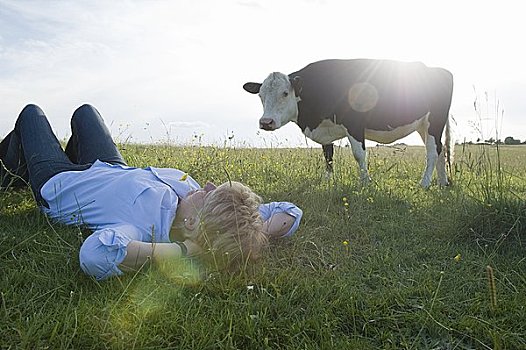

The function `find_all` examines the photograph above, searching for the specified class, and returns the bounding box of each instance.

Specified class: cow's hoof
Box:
[420,179,432,189]
[438,179,451,187]
[360,175,372,185]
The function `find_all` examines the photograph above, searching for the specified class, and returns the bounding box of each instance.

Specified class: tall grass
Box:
[1,141,525,349]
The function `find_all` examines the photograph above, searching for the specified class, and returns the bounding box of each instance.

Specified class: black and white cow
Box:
[243,59,454,188]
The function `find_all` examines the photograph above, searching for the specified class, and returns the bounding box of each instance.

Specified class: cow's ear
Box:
[291,75,303,96]
[243,82,262,94]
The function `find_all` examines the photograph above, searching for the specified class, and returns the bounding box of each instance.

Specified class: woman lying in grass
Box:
[0,104,302,280]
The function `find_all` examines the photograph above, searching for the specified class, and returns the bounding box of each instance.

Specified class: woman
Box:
[0,104,302,280]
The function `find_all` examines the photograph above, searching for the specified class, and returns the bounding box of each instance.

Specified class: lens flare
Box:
[348,82,378,112]
[106,258,203,344]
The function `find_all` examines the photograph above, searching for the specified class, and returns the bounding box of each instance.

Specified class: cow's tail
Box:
[444,115,455,181]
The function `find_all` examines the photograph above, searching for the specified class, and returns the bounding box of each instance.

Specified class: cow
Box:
[243,59,454,188]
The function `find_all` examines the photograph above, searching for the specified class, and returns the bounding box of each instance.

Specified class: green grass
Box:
[1,144,525,349]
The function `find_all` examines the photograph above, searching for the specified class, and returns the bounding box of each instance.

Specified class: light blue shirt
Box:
[40,160,302,280]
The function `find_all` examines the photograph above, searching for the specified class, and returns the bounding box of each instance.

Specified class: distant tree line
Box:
[462,136,526,145]
[503,136,523,145]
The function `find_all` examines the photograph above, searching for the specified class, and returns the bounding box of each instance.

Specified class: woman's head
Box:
[195,181,268,271]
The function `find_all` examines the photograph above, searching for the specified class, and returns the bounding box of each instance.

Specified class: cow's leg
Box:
[435,147,449,186]
[418,131,439,189]
[428,68,454,187]
[347,135,370,183]
[322,143,334,175]
[429,115,450,187]
[424,115,450,187]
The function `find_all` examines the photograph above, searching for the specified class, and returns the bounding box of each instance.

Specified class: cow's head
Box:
[243,72,302,131]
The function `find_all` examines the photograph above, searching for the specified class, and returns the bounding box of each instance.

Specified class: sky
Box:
[1,0,525,148]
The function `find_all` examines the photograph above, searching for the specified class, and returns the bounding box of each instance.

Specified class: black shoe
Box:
[0,136,9,188]
[0,136,26,189]
[0,165,27,189]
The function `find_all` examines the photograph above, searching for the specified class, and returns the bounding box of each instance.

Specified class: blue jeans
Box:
[0,104,126,206]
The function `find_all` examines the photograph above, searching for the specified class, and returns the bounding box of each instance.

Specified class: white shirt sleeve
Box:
[79,224,142,280]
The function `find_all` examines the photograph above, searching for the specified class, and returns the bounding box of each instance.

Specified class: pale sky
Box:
[1,0,525,147]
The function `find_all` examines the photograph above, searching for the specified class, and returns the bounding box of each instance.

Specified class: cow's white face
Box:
[244,72,300,131]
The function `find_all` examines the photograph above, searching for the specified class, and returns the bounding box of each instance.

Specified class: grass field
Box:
[1,143,525,349]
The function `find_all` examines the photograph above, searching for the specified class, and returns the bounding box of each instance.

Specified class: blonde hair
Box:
[196,181,268,271]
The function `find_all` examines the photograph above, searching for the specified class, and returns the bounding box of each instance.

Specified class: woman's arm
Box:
[119,239,202,271]
[80,225,203,280]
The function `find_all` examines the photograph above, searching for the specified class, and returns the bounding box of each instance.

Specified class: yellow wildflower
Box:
[343,240,350,256]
